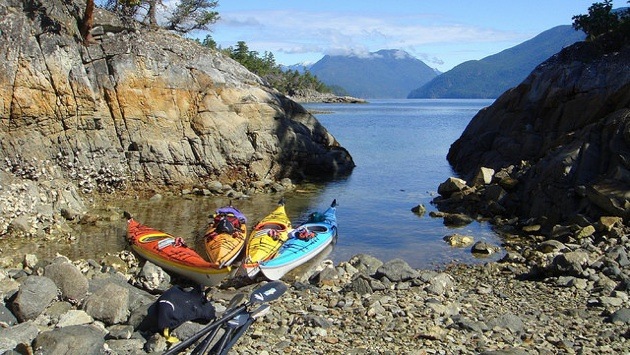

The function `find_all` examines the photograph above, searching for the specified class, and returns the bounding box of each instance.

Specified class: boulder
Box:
[0,321,39,353]
[82,282,130,325]
[11,276,58,322]
[44,262,89,302]
[437,177,468,198]
[373,259,419,282]
[446,38,630,224]
[32,325,105,355]
[348,254,383,276]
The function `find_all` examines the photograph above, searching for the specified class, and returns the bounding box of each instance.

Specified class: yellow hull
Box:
[243,204,292,277]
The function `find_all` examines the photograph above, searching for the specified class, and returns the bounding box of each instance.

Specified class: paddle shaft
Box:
[217,318,254,355]
[191,292,245,355]
[163,304,247,355]
[164,281,286,355]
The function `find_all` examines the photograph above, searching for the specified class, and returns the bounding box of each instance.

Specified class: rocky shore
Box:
[287,89,367,104]
[0,212,628,354]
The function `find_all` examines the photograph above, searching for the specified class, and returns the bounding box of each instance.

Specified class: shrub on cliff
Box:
[572,0,630,41]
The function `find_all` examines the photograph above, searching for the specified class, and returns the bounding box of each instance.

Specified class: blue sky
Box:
[194,0,623,72]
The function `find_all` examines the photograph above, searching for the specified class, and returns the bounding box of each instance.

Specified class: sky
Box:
[192,0,625,72]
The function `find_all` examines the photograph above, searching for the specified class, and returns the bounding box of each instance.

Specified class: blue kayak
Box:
[259,200,338,281]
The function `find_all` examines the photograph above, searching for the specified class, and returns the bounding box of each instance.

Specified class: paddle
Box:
[209,312,250,354]
[163,281,287,355]
[191,292,246,355]
[216,303,271,355]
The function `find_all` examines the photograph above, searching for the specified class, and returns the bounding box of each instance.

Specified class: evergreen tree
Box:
[573,1,630,40]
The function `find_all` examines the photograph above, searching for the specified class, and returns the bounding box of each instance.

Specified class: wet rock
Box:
[443,213,474,227]
[471,241,501,255]
[411,204,426,215]
[443,233,474,247]
[472,167,495,186]
[437,177,469,198]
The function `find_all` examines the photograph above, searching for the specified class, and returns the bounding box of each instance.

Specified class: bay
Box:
[301,99,503,268]
[14,99,504,270]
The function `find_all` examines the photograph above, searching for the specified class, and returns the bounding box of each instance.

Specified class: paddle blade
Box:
[250,304,271,319]
[227,313,250,328]
[226,292,245,311]
[249,281,287,305]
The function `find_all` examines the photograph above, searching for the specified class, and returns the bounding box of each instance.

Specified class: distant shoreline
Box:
[288,92,367,104]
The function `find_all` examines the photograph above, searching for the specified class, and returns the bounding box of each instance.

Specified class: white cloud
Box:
[210,9,532,70]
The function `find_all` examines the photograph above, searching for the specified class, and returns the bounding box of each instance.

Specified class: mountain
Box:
[308,49,438,99]
[280,62,313,74]
[408,25,586,99]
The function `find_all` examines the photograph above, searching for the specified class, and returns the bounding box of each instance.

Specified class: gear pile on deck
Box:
[125,199,338,286]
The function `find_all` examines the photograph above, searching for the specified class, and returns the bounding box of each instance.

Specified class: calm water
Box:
[300,99,503,268]
[17,99,504,270]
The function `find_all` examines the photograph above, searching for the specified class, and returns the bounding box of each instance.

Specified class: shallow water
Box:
[8,99,505,270]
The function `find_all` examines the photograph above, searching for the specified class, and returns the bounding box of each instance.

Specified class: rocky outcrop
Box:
[287,88,367,104]
[446,38,630,225]
[0,0,354,235]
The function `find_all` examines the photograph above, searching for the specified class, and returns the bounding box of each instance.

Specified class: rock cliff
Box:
[446,37,630,225]
[0,0,355,235]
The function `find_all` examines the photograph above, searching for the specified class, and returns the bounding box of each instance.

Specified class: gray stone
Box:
[487,313,525,334]
[106,338,145,354]
[0,321,39,354]
[137,261,171,292]
[472,167,495,186]
[57,310,94,327]
[106,324,135,340]
[538,240,567,253]
[608,308,630,324]
[0,303,18,326]
[483,184,506,202]
[83,282,130,325]
[33,325,105,355]
[374,259,419,282]
[348,254,383,276]
[551,251,590,276]
[471,241,500,255]
[44,262,89,302]
[437,177,468,198]
[11,275,58,322]
[607,246,630,267]
[425,273,455,296]
[345,276,373,295]
[443,213,474,227]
